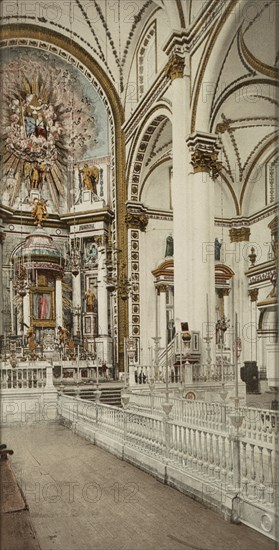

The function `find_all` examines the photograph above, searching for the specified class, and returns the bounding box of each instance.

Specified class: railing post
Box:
[162,402,173,461]
[45,365,54,388]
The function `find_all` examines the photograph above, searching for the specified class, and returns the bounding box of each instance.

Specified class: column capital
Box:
[248,288,259,302]
[216,288,231,298]
[0,232,6,244]
[164,52,185,81]
[125,206,148,232]
[186,132,222,178]
[229,227,250,243]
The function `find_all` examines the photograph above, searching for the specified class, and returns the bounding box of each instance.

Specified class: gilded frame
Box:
[30,287,55,327]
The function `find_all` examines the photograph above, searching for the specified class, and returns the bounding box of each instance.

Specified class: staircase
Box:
[100,387,122,407]
[62,385,123,407]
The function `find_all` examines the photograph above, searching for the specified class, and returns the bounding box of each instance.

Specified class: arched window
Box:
[137,22,157,99]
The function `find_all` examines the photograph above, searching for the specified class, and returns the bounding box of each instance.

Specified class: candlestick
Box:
[165,329,169,402]
[235,312,238,401]
[206,293,209,338]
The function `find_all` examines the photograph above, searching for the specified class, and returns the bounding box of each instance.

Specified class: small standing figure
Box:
[214,238,222,261]
[26,326,36,358]
[85,288,95,312]
[165,235,174,257]
[215,317,230,345]
[68,337,75,359]
[58,326,69,346]
[31,198,48,226]
[80,164,99,194]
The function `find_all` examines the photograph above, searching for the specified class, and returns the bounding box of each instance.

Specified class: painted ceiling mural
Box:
[0,47,110,212]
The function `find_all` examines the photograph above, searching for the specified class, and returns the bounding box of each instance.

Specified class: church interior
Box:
[0,0,278,547]
[0,0,277,390]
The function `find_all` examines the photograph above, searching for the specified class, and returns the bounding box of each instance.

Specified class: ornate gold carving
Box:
[165,52,185,81]
[157,284,168,294]
[248,288,259,302]
[125,211,148,232]
[229,227,250,243]
[190,148,222,177]
[187,133,222,178]
[216,288,231,298]
[0,26,127,372]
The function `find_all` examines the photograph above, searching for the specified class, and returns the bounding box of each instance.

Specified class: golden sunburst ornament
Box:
[1,51,98,210]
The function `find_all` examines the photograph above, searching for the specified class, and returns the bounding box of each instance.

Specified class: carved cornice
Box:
[186,132,222,178]
[165,52,185,81]
[248,288,259,302]
[229,227,250,243]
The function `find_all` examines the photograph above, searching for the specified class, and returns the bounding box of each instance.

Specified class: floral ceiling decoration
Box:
[0,48,109,210]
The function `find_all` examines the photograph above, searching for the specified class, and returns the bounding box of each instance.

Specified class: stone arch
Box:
[126,105,172,202]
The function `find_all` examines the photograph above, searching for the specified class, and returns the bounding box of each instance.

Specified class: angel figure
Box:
[31,198,48,226]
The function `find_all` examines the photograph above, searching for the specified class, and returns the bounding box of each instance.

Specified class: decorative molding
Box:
[229,227,250,243]
[246,258,276,286]
[129,229,140,343]
[123,74,169,142]
[248,288,259,302]
[165,52,185,81]
[215,203,278,228]
[129,114,167,202]
[125,210,148,232]
[186,132,222,177]
[216,288,231,298]
[240,28,279,80]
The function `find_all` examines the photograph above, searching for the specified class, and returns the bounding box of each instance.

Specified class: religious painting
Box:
[31,289,55,327]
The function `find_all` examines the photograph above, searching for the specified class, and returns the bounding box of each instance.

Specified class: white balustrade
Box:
[57,392,277,540]
[0,366,48,389]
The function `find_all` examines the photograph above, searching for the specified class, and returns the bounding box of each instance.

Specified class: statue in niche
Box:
[85,244,98,264]
[80,164,99,194]
[31,198,48,226]
[85,288,96,312]
[165,235,174,257]
[214,238,222,261]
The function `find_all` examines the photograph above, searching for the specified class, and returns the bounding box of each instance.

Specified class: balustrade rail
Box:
[58,393,277,540]
[0,366,47,389]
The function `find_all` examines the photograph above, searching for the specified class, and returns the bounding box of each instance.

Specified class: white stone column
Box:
[55,276,63,328]
[23,293,30,330]
[229,228,252,361]
[158,285,167,349]
[185,133,221,354]
[72,272,81,335]
[165,52,191,332]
